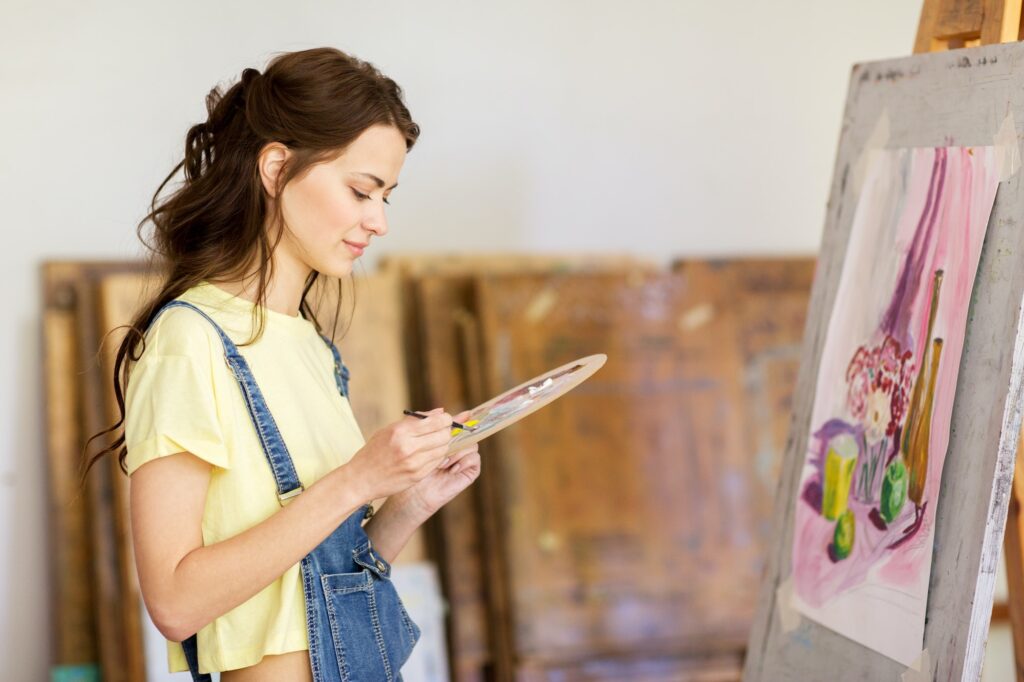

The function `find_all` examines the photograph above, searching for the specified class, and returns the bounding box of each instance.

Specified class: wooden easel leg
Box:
[1003,433,1024,681]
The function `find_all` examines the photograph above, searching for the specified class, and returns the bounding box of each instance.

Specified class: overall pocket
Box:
[320,542,421,682]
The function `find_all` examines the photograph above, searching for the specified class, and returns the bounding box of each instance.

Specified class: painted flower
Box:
[864,387,892,442]
[845,334,915,437]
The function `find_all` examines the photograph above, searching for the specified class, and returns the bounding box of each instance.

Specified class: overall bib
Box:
[146,300,421,682]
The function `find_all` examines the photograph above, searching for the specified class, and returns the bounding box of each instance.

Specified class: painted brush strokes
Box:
[790,146,1002,665]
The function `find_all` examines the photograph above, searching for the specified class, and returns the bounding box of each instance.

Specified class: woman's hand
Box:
[399,410,482,518]
[343,407,454,502]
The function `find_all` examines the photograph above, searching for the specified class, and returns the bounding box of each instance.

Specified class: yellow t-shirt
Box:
[124,280,366,673]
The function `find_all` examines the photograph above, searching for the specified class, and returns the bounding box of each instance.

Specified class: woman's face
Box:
[270,123,408,278]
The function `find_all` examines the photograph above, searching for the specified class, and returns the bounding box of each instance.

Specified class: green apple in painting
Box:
[833,509,855,560]
[880,456,908,524]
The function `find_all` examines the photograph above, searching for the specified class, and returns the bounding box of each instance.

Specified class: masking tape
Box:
[776,577,801,634]
[994,110,1021,182]
[852,109,891,195]
[900,648,931,682]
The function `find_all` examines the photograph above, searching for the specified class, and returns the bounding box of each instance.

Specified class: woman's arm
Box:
[363,437,483,563]
[130,451,367,643]
[361,491,431,564]
[131,409,455,643]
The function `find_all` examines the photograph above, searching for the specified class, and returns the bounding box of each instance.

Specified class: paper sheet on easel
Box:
[788,146,1002,666]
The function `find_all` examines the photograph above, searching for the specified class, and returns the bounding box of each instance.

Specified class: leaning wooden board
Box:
[79,265,149,682]
[411,274,492,682]
[403,257,657,682]
[471,270,764,679]
[40,263,99,667]
[744,42,1024,680]
[97,271,162,679]
[672,258,816,551]
[42,262,149,682]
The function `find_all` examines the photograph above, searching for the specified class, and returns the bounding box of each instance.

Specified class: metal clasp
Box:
[277,485,304,506]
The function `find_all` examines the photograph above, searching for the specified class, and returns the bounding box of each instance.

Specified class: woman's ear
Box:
[257,142,290,198]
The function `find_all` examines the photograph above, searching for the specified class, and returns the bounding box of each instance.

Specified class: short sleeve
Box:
[124,308,232,475]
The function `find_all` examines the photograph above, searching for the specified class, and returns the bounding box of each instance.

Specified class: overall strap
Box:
[320,333,351,399]
[148,300,304,504]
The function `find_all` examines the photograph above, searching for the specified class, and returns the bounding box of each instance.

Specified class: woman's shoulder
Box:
[142,301,227,362]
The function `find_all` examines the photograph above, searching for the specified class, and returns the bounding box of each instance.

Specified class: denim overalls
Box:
[147,300,421,681]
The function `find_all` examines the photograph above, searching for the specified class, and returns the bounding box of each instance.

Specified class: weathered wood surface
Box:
[391,255,656,682]
[914,0,1021,53]
[472,269,797,679]
[412,274,492,682]
[43,262,149,681]
[404,258,811,681]
[378,252,651,278]
[672,258,816,558]
[97,272,159,679]
[1004,434,1024,680]
[743,42,1024,681]
[41,263,98,666]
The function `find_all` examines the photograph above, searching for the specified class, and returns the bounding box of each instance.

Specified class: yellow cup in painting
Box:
[821,434,858,521]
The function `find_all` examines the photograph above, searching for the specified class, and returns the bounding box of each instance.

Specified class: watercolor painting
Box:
[789,146,1003,665]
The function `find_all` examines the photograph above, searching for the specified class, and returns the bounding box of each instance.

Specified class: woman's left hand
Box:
[401,410,481,518]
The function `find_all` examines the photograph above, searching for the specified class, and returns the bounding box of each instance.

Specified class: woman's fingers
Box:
[450,451,481,474]
[443,445,479,468]
[411,427,454,454]
[404,408,473,439]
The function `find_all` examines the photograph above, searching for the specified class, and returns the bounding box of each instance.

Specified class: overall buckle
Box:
[277,485,304,506]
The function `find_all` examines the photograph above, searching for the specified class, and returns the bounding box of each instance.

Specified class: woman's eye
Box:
[351,188,391,205]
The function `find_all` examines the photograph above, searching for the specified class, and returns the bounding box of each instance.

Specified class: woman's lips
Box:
[343,240,367,256]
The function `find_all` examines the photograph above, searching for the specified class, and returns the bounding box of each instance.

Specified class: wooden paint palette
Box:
[445,353,607,454]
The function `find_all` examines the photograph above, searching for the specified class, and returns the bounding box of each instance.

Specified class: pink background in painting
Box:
[789,146,1002,665]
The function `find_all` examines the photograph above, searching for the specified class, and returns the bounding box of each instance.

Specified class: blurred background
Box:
[6,1,1016,680]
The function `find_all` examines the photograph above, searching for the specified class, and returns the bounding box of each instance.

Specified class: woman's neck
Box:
[213,254,311,319]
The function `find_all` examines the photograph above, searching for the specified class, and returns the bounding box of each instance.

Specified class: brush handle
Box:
[403,409,475,431]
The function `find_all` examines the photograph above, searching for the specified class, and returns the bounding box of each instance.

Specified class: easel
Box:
[916,1,1024,678]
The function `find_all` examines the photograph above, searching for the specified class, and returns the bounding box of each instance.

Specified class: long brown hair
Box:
[83,47,419,478]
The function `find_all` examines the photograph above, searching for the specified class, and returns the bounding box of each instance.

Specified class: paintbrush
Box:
[403,409,478,432]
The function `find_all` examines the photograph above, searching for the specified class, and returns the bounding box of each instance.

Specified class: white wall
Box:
[2,0,944,678]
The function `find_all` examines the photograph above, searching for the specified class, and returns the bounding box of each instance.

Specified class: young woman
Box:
[86,47,481,681]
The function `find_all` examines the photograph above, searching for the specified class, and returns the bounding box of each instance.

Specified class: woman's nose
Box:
[366,204,389,237]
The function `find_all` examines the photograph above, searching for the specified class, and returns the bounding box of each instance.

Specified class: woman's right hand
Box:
[344,407,455,501]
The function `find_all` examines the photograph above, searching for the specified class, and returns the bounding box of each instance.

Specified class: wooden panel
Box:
[41,264,98,666]
[471,269,776,678]
[42,261,149,682]
[96,271,161,680]
[379,252,651,278]
[406,257,657,682]
[413,275,493,682]
[516,654,743,682]
[77,264,148,682]
[673,259,816,550]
